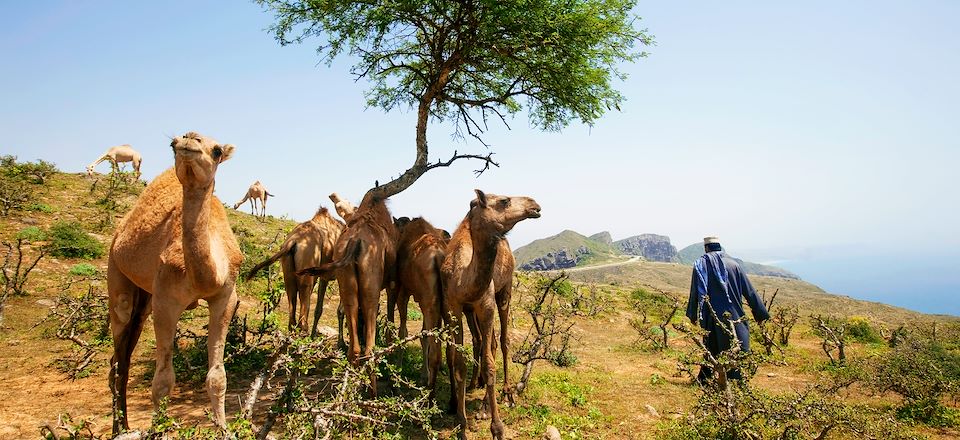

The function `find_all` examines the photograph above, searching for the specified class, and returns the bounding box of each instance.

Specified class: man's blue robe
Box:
[686,250,769,362]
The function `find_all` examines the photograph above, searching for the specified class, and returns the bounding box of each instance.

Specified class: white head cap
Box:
[703,236,720,245]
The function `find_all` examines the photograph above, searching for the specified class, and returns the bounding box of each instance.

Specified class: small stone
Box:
[314,325,338,339]
[20,217,38,225]
[766,373,778,378]
[645,404,660,417]
[36,299,56,308]
[543,425,561,440]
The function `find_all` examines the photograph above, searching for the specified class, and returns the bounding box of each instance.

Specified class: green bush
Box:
[26,203,54,213]
[847,316,883,343]
[68,263,99,277]
[1,155,57,184]
[871,334,960,427]
[16,226,46,242]
[48,222,105,259]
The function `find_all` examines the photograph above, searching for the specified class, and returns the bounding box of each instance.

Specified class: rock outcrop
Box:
[519,246,591,271]
[614,234,678,262]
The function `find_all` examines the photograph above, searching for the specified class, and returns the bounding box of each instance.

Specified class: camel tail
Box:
[244,240,294,281]
[266,191,275,197]
[110,286,150,435]
[298,238,363,280]
[433,253,445,312]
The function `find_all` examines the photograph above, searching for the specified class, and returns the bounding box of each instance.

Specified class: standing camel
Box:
[87,144,142,178]
[233,180,273,218]
[299,193,398,396]
[244,207,344,337]
[108,132,242,434]
[389,217,448,399]
[442,189,540,440]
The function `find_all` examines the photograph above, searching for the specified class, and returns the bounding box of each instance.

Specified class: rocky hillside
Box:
[613,234,678,262]
[512,230,621,271]
[516,230,799,280]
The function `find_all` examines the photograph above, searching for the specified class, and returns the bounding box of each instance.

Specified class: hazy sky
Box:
[2,1,958,256]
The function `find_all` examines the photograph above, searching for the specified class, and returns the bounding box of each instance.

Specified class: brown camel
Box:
[389,217,448,398]
[441,189,540,440]
[87,144,142,178]
[108,132,242,434]
[233,180,273,218]
[299,193,398,396]
[245,207,344,336]
[329,192,356,222]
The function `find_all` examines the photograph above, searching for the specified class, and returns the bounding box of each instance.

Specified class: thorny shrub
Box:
[513,272,581,397]
[870,328,960,427]
[36,273,110,379]
[88,169,142,231]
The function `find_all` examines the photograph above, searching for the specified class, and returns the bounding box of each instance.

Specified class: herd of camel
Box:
[101,132,540,439]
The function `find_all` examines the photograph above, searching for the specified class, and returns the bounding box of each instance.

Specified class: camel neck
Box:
[181,184,221,292]
[467,217,502,289]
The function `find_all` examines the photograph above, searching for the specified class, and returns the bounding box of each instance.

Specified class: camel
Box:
[441,189,540,440]
[87,144,142,178]
[389,217,448,399]
[233,180,273,218]
[329,192,356,222]
[299,193,398,396]
[245,207,344,337]
[107,132,242,434]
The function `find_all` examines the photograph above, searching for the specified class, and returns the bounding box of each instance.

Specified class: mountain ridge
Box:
[515,229,800,279]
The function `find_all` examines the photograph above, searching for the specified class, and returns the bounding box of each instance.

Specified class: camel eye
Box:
[212,146,223,159]
[498,198,510,207]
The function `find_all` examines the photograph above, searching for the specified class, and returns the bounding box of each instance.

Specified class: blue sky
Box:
[1,2,958,311]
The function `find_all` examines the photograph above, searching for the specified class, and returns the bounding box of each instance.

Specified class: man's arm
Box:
[739,267,770,322]
[686,266,701,324]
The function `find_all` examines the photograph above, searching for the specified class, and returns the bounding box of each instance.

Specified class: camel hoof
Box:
[491,421,506,440]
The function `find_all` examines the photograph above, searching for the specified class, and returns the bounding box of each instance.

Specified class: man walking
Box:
[686,236,769,385]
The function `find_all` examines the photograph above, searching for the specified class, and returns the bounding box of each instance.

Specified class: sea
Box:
[753,250,960,317]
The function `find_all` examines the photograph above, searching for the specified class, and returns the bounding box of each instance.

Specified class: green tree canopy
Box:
[257,0,653,200]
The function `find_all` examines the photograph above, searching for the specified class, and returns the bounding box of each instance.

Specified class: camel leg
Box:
[398,288,411,341]
[261,196,268,218]
[337,300,347,351]
[150,291,191,417]
[496,285,514,406]
[248,199,255,216]
[297,275,316,332]
[282,263,300,331]
[204,286,238,428]
[477,303,505,439]
[108,263,150,434]
[386,284,398,342]
[465,308,484,390]
[445,303,468,438]
[310,280,329,338]
[361,285,380,397]
[421,299,442,400]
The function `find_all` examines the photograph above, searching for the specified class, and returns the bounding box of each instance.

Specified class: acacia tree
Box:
[257,0,653,199]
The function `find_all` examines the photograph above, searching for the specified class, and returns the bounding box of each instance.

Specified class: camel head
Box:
[85,165,95,176]
[329,192,357,222]
[170,131,235,190]
[393,216,411,233]
[469,189,541,235]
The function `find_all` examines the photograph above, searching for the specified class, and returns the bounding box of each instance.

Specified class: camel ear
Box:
[217,144,235,163]
[474,189,487,207]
